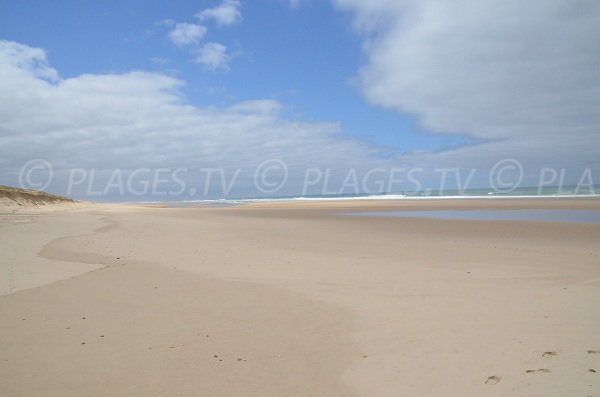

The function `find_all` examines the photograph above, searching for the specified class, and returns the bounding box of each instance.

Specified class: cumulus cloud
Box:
[196,0,242,26]
[0,40,397,199]
[0,40,58,82]
[194,42,230,71]
[168,22,207,47]
[167,2,241,71]
[334,0,600,175]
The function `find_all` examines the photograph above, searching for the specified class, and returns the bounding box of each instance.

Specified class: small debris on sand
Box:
[485,375,501,385]
[526,369,551,374]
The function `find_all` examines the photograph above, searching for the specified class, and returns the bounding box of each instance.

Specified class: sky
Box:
[0,0,599,200]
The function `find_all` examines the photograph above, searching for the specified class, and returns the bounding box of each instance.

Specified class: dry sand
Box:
[1,198,599,396]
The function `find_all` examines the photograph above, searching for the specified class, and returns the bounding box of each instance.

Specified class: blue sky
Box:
[0,0,464,152]
[0,0,598,199]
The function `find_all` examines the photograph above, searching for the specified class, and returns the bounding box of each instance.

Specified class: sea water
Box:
[347,209,600,225]
[169,184,600,205]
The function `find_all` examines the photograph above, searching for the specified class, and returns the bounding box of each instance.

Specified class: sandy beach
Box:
[1,198,600,396]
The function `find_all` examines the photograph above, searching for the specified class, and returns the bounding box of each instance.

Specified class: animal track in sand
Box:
[542,351,558,358]
[526,369,551,374]
[485,375,501,385]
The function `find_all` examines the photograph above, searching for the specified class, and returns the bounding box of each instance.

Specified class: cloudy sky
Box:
[0,0,598,200]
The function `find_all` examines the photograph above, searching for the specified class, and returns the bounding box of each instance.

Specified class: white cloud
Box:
[0,40,58,82]
[167,3,241,71]
[197,0,242,26]
[0,40,395,199]
[194,42,230,71]
[168,22,207,46]
[334,0,600,173]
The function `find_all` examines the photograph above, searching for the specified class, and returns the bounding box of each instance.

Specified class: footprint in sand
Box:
[542,351,558,358]
[526,369,551,374]
[485,375,501,385]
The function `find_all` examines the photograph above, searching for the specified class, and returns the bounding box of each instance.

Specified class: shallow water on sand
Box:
[347,209,600,225]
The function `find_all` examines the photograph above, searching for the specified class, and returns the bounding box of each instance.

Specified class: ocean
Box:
[171,184,600,206]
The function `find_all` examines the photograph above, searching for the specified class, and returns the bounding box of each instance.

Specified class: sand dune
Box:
[0,185,75,208]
